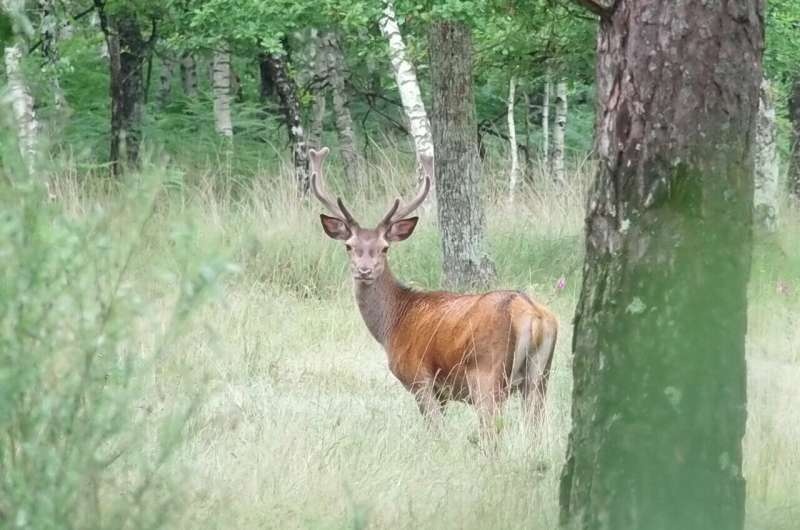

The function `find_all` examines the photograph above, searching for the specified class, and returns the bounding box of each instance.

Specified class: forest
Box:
[1,0,799,529]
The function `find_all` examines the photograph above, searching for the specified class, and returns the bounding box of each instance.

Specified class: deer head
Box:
[310,147,433,285]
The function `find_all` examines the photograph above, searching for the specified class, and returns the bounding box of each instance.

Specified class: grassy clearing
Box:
[3,153,799,529]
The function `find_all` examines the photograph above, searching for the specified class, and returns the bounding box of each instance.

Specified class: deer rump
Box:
[386,289,557,405]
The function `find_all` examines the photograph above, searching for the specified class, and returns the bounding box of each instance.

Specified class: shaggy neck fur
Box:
[354,264,409,346]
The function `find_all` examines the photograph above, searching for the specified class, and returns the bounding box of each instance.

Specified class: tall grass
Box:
[2,131,799,528]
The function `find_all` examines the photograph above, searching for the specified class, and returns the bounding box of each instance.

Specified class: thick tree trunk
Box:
[507,76,519,203]
[552,79,567,184]
[379,1,434,167]
[4,43,39,172]
[103,6,147,175]
[261,51,309,194]
[559,3,763,530]
[429,21,494,289]
[789,77,800,199]
[754,78,778,231]
[212,46,233,138]
[542,70,551,169]
[180,53,198,98]
[320,31,361,183]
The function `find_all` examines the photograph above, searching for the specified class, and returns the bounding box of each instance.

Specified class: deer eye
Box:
[345,245,352,252]
[381,247,389,254]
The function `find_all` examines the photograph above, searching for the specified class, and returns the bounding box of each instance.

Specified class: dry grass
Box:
[48,159,800,529]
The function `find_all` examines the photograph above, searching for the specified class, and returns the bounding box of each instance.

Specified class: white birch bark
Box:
[4,43,40,172]
[158,55,176,109]
[379,1,434,165]
[552,79,567,185]
[542,70,551,169]
[507,76,519,203]
[212,46,233,138]
[754,78,779,231]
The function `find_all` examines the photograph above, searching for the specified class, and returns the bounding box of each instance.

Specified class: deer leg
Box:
[468,371,506,446]
[412,381,443,430]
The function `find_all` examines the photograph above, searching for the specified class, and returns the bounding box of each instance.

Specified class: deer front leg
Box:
[412,381,443,430]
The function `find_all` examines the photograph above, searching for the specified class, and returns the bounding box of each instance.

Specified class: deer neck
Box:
[354,264,406,347]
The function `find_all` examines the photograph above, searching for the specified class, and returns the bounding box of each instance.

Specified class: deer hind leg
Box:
[522,316,557,430]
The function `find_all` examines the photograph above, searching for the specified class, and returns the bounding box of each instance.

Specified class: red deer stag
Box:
[310,147,558,436]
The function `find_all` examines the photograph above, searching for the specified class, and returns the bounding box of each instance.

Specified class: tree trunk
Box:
[180,53,198,98]
[789,76,800,200]
[559,3,763,530]
[258,54,275,105]
[552,79,567,184]
[379,1,434,168]
[542,70,551,169]
[309,30,327,149]
[754,78,778,231]
[4,43,39,173]
[507,76,519,203]
[39,0,68,111]
[320,31,361,183]
[261,51,309,195]
[102,6,147,175]
[524,90,533,181]
[157,55,176,109]
[212,46,233,138]
[429,20,494,289]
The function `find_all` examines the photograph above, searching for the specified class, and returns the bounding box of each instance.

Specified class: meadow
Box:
[2,141,797,529]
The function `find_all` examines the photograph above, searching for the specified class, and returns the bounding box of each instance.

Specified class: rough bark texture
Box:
[559,2,763,530]
[262,51,309,194]
[180,53,198,98]
[379,1,434,166]
[507,76,519,203]
[319,31,361,182]
[789,76,800,199]
[754,78,778,231]
[429,21,495,289]
[212,46,233,138]
[4,43,39,172]
[552,80,567,184]
[105,6,147,175]
[39,0,67,111]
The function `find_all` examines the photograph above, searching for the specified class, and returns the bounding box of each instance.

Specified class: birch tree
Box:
[790,77,800,200]
[379,1,434,167]
[551,79,567,184]
[180,53,198,98]
[507,76,519,203]
[754,79,779,231]
[212,45,233,138]
[560,2,763,529]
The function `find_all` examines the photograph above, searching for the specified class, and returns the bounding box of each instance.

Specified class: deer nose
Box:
[357,266,373,277]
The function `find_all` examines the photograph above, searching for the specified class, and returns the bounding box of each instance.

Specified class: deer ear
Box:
[320,214,351,240]
[385,217,418,242]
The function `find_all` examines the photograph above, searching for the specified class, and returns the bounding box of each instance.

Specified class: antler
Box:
[309,147,359,226]
[379,153,433,227]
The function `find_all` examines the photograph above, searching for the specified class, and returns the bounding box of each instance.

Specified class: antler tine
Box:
[391,173,431,222]
[309,147,359,225]
[378,198,401,228]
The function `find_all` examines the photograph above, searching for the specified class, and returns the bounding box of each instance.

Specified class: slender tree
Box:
[429,19,494,289]
[789,77,800,199]
[212,45,233,138]
[261,50,309,194]
[379,1,434,166]
[559,2,763,530]
[551,79,567,184]
[507,75,519,203]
